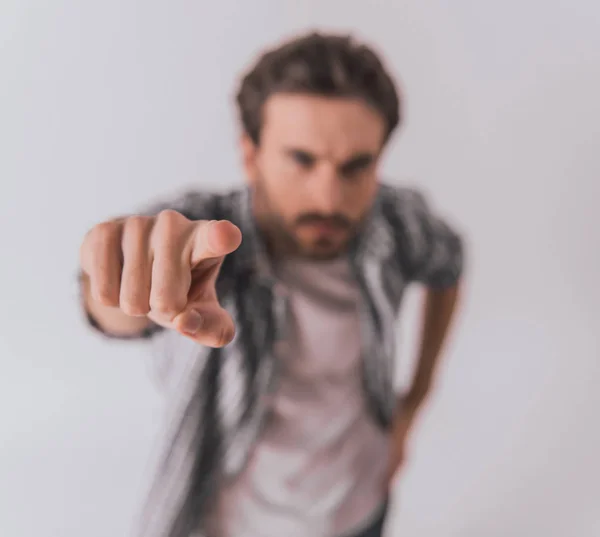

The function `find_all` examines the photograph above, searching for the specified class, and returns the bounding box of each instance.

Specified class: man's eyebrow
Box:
[339,152,376,170]
[283,147,317,157]
[283,148,377,170]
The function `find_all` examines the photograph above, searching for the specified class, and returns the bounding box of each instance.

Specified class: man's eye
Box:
[340,156,373,178]
[340,166,364,180]
[291,151,315,168]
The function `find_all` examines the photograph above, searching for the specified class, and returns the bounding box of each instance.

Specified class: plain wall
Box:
[1,1,599,536]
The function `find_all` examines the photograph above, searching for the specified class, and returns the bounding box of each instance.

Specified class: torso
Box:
[212,257,390,537]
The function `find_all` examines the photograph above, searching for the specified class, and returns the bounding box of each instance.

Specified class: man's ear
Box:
[240,134,259,185]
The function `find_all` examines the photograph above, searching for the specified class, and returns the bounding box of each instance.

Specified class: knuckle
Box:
[149,294,182,319]
[124,215,152,235]
[87,222,121,262]
[153,211,188,250]
[93,221,119,242]
[95,286,118,306]
[155,209,184,230]
[120,298,149,317]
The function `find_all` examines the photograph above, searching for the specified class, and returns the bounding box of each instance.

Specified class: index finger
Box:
[189,220,242,265]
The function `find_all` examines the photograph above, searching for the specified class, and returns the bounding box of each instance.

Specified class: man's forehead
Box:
[261,93,385,155]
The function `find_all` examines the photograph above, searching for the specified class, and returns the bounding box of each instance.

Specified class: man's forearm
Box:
[386,282,461,486]
[403,282,461,415]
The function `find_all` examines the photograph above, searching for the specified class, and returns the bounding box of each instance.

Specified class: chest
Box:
[272,259,363,383]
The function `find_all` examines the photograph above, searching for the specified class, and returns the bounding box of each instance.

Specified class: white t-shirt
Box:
[213,257,390,537]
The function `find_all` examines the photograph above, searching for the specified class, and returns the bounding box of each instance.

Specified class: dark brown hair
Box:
[236,32,402,145]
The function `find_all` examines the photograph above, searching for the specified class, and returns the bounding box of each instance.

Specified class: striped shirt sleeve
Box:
[389,187,465,288]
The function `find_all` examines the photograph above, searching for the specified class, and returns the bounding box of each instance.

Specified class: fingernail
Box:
[181,310,203,335]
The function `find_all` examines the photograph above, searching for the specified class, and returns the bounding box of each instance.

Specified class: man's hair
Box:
[236,32,401,145]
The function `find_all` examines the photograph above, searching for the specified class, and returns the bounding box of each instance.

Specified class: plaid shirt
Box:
[87,184,464,537]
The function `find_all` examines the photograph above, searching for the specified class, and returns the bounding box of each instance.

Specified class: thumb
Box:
[173,303,236,348]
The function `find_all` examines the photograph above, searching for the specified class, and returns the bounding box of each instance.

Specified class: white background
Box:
[1,1,599,536]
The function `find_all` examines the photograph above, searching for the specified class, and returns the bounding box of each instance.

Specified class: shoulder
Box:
[376,182,465,280]
[378,183,430,216]
[377,183,435,245]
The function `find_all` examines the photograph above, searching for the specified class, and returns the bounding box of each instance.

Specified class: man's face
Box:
[242,94,387,260]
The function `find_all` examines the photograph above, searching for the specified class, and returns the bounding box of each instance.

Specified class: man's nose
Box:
[309,163,343,214]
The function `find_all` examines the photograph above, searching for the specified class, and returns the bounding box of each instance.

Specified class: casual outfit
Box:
[85,184,464,537]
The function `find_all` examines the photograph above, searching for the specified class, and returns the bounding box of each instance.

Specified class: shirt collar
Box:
[353,189,395,263]
[233,185,395,279]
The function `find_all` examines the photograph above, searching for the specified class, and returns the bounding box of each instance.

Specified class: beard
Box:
[251,180,359,261]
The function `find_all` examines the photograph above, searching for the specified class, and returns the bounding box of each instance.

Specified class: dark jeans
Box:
[352,503,388,537]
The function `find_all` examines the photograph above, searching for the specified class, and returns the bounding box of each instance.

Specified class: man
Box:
[79,32,464,537]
